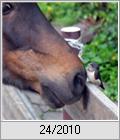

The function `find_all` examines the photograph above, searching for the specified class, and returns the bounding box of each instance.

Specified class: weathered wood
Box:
[2,85,63,120]
[2,85,38,120]
[2,83,118,120]
[64,83,118,120]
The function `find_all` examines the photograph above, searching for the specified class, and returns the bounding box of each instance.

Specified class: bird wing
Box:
[94,70,100,80]
[95,71,105,89]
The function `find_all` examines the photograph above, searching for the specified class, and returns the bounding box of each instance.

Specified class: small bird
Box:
[86,62,104,89]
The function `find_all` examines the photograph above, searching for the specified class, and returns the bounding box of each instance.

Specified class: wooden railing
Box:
[2,85,38,120]
[63,83,118,120]
[2,83,118,120]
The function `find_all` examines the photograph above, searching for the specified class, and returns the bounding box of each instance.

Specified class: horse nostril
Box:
[74,73,82,84]
[72,73,85,96]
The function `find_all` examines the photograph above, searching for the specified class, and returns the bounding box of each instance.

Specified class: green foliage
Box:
[81,3,118,101]
[38,2,118,101]
[82,36,118,101]
[38,3,79,26]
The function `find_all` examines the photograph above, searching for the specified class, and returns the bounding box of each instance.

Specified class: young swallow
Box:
[87,62,104,89]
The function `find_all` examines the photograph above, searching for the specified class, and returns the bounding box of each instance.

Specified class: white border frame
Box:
[0,0,119,122]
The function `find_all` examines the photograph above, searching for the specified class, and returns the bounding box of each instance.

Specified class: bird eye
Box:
[3,3,14,15]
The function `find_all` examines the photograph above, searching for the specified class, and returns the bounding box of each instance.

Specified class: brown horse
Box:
[3,3,87,109]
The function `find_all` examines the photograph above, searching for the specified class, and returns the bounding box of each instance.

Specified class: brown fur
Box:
[3,3,87,108]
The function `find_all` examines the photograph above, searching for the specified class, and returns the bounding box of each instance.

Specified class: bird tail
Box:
[100,82,105,89]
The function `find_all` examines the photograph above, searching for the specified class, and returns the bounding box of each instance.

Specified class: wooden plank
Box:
[2,85,38,120]
[64,83,118,120]
[2,83,118,120]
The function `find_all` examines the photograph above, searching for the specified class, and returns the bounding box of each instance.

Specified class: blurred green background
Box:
[38,2,118,102]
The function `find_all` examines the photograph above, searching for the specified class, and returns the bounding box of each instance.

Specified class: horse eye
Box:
[3,3,14,15]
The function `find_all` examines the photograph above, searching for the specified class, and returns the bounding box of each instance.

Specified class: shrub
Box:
[38,2,118,101]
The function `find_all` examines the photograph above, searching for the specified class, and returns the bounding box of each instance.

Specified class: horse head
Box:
[3,3,87,108]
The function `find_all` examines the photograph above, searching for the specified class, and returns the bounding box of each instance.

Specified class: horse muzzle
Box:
[40,69,87,109]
